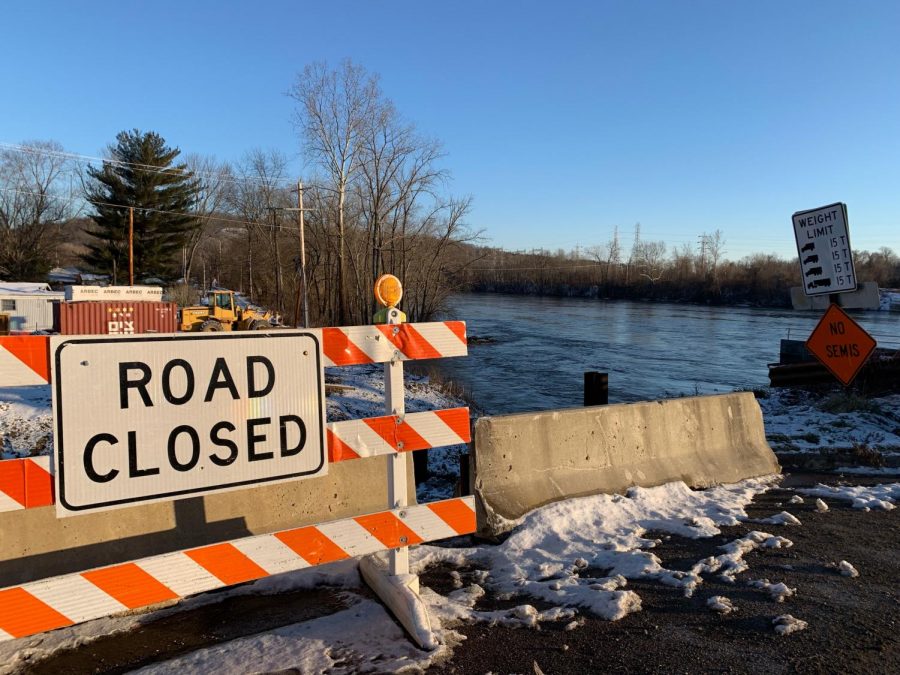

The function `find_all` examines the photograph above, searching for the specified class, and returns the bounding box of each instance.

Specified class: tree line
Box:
[457,225,900,307]
[0,60,479,326]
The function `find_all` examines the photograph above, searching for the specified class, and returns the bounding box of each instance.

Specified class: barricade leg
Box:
[360,311,438,649]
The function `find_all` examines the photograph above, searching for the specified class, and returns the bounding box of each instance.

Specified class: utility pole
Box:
[128,207,134,286]
[296,181,309,328]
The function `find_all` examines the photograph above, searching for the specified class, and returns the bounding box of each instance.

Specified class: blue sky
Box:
[3,0,899,259]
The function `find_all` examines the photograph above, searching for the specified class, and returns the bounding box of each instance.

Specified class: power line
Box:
[0,141,302,190]
[0,185,312,234]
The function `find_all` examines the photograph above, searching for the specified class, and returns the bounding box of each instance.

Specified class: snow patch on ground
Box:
[773,614,808,636]
[748,579,796,603]
[752,511,802,526]
[0,386,52,459]
[759,389,900,459]
[798,483,900,511]
[839,560,859,578]
[706,596,735,614]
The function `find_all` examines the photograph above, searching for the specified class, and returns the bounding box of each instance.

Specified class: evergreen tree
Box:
[84,130,201,281]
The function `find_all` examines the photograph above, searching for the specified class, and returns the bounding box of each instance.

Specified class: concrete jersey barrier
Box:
[473,392,780,536]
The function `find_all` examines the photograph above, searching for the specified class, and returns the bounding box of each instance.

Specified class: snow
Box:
[748,579,796,603]
[0,386,52,459]
[759,389,900,462]
[788,495,804,504]
[798,483,900,511]
[838,560,859,578]
[706,596,735,614]
[773,614,808,636]
[752,511,801,526]
[815,498,829,512]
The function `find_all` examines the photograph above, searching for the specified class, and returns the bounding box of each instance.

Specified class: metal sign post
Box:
[385,306,409,576]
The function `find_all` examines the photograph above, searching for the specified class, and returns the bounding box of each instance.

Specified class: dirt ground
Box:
[426,473,899,675]
[8,472,899,675]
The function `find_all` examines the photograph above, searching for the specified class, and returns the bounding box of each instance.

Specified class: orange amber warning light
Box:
[374,274,403,308]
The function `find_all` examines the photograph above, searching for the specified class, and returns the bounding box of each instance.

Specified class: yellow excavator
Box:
[180,290,279,332]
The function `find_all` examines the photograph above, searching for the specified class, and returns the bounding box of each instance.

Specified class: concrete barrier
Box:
[473,392,779,535]
[0,455,415,586]
[791,282,880,310]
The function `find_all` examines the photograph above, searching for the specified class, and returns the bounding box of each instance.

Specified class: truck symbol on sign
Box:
[807,278,832,289]
[801,242,815,253]
[802,254,819,264]
[804,266,824,277]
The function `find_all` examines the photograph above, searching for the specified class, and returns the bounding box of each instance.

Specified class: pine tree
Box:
[83,130,201,281]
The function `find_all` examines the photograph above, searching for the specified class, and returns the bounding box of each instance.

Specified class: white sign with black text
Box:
[51,332,325,516]
[792,202,856,297]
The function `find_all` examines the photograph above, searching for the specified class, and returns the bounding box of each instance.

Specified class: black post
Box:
[413,450,429,486]
[584,371,609,406]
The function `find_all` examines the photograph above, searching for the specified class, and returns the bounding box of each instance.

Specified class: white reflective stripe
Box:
[136,554,223,598]
[412,322,467,357]
[401,504,462,541]
[330,418,392,457]
[230,534,309,575]
[0,627,12,641]
[345,326,393,363]
[317,519,384,558]
[26,574,126,624]
[0,347,46,386]
[0,491,23,512]
[405,412,466,449]
[29,456,51,472]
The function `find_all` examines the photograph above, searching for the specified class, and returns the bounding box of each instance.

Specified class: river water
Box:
[435,294,900,415]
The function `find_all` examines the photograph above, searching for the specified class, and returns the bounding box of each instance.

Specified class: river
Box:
[435,294,900,415]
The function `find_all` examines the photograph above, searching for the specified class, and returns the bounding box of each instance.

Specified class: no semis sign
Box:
[51,332,326,515]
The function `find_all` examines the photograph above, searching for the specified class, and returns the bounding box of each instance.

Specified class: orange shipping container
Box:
[54,301,178,335]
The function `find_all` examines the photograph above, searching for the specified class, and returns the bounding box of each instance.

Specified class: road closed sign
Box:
[51,332,325,516]
[792,202,856,297]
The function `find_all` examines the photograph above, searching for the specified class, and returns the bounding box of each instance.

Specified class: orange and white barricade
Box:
[0,320,473,648]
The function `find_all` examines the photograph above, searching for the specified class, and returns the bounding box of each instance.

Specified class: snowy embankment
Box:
[1,370,899,672]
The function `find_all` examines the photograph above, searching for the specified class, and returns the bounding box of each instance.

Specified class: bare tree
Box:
[183,154,233,286]
[226,149,291,306]
[290,60,381,325]
[633,240,667,285]
[0,140,78,279]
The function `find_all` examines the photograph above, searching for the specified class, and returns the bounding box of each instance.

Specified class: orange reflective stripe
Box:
[276,526,350,565]
[428,499,476,535]
[376,324,443,360]
[445,321,467,344]
[0,587,72,638]
[322,328,373,366]
[327,427,361,462]
[363,416,430,452]
[0,460,25,507]
[434,407,471,442]
[23,459,53,508]
[0,336,50,382]
[82,563,178,609]
[186,543,268,586]
[354,512,424,548]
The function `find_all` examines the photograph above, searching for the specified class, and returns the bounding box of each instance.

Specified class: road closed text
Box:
[52,333,325,514]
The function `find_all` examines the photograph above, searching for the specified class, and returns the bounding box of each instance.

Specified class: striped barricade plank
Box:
[0,408,470,511]
[0,496,476,642]
[327,407,471,461]
[320,321,467,367]
[0,322,467,388]
[0,456,52,512]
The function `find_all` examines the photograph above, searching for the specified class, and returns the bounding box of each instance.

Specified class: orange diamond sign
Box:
[805,304,877,386]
